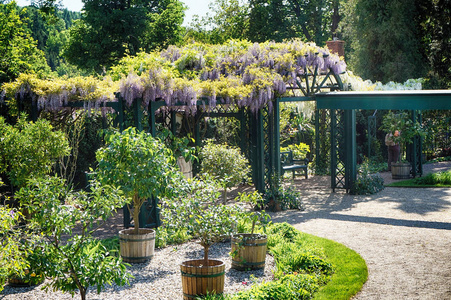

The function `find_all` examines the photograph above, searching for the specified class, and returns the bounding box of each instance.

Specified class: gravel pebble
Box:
[1,241,275,300]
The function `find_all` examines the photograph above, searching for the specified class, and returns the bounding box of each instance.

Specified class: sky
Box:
[14,0,212,26]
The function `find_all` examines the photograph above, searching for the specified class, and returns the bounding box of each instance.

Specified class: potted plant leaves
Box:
[15,175,130,300]
[157,128,197,178]
[7,242,45,288]
[162,175,240,299]
[96,127,183,263]
[231,191,271,271]
[381,111,425,179]
[199,140,251,203]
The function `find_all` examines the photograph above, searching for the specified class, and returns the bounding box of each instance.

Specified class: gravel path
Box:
[270,161,451,300]
[2,162,451,299]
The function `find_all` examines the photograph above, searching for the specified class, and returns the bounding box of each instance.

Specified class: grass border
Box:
[386,179,451,188]
[303,233,368,300]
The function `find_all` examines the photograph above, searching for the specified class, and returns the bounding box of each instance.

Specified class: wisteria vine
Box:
[2,40,347,114]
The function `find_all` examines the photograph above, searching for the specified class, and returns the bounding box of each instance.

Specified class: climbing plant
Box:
[2,40,346,116]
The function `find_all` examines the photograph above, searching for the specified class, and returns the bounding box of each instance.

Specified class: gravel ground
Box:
[271,161,451,300]
[1,241,276,300]
[2,162,451,299]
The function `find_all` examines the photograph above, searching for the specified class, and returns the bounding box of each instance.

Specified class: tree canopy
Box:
[64,0,186,73]
[0,2,51,83]
[341,0,426,83]
[416,0,451,88]
[186,0,337,46]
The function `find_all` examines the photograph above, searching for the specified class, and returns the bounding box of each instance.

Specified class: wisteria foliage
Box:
[2,40,347,114]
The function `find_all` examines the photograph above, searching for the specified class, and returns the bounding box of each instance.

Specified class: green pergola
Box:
[314,90,451,192]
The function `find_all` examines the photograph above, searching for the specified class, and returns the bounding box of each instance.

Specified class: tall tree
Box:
[416,0,451,88]
[247,0,335,45]
[185,0,249,44]
[64,0,185,73]
[0,2,50,83]
[342,0,426,83]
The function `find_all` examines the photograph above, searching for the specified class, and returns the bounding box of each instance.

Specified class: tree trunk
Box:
[331,0,340,37]
[222,189,227,204]
[203,245,209,263]
[133,193,141,235]
[80,288,86,300]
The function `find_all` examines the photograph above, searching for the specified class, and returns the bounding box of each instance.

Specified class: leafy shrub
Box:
[233,273,320,300]
[360,157,388,173]
[271,242,333,278]
[266,232,287,249]
[280,142,310,159]
[0,206,28,292]
[154,227,192,249]
[350,163,385,195]
[413,170,451,185]
[265,222,300,242]
[0,114,70,190]
[265,176,303,210]
[199,140,251,202]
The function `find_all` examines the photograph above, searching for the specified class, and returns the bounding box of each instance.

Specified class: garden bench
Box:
[280,150,309,180]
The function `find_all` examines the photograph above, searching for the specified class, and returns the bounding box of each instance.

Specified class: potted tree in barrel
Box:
[381,111,425,179]
[199,140,250,203]
[96,127,183,263]
[163,176,240,299]
[231,191,271,271]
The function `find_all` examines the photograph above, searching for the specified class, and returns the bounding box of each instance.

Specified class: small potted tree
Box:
[381,111,425,179]
[16,175,130,300]
[231,191,271,271]
[96,127,184,263]
[162,176,240,299]
[199,140,250,203]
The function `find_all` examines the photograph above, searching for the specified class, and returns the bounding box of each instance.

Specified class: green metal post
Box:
[274,99,281,176]
[133,98,143,131]
[418,111,423,176]
[332,72,344,90]
[315,108,320,174]
[113,95,124,132]
[304,68,310,95]
[148,101,158,137]
[31,100,38,122]
[193,111,201,177]
[330,110,337,191]
[345,110,357,192]
[256,111,265,194]
[239,108,246,155]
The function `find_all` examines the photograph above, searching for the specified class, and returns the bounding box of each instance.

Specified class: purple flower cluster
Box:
[118,41,347,114]
[6,41,346,115]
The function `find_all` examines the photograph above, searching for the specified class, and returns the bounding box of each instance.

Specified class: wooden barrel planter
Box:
[180,259,225,300]
[391,162,411,179]
[119,228,155,263]
[231,233,267,271]
[8,270,44,287]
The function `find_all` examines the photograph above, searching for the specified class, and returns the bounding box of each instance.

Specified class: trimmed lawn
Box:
[302,233,368,300]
